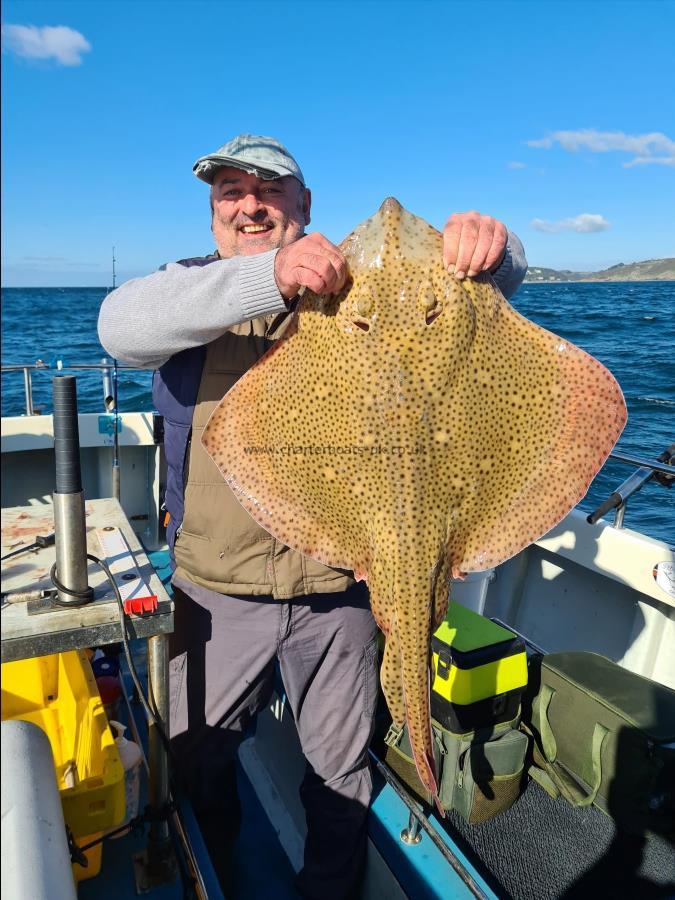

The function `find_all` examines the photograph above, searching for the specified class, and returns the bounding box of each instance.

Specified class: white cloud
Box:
[531,214,610,234]
[1,24,91,66]
[527,129,675,167]
[507,161,527,170]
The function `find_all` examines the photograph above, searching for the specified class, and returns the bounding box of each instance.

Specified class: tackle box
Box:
[431,603,528,731]
[1,649,125,881]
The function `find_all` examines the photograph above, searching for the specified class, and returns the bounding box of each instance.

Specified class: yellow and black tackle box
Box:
[431,603,528,732]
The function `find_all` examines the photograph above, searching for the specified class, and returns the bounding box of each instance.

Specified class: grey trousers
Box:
[169,577,379,899]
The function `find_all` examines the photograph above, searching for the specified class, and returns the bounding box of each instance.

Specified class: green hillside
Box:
[524,258,675,283]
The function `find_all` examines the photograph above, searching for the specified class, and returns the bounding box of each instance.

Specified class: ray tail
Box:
[370,559,441,810]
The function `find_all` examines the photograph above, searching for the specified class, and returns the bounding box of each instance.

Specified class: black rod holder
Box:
[53,375,83,495]
[52,376,93,606]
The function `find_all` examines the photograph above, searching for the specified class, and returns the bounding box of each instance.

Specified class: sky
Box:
[2,0,674,286]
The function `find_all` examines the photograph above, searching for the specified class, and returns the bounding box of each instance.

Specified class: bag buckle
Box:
[436,648,452,680]
[384,723,404,748]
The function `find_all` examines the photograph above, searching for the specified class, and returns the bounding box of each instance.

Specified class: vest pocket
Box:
[175,528,209,542]
[175,505,274,589]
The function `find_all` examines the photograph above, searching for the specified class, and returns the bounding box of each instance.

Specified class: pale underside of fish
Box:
[202,198,627,809]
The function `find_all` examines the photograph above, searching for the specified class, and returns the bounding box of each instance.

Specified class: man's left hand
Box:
[443,212,508,280]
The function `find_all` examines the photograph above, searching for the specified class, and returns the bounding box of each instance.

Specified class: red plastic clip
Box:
[123,595,159,615]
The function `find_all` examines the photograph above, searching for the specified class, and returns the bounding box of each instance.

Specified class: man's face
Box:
[211,166,311,258]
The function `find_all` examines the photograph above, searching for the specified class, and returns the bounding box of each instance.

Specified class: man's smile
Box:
[240,223,274,234]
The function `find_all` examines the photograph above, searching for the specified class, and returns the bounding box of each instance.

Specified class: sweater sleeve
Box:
[97,249,287,369]
[491,231,528,300]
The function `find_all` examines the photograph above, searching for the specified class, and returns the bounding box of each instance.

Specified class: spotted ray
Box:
[203,198,627,808]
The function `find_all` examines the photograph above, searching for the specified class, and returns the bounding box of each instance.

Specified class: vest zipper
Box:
[172,428,192,547]
[183,429,193,491]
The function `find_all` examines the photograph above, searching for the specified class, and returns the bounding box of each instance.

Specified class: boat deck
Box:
[442,775,675,898]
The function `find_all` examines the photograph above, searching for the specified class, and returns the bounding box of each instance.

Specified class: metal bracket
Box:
[98,413,122,435]
[132,844,178,893]
[26,589,60,616]
[400,811,422,845]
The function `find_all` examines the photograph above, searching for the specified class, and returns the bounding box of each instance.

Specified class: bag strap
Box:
[528,763,561,800]
[532,684,609,808]
[532,684,558,761]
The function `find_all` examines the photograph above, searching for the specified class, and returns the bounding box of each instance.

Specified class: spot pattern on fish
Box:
[203,198,627,808]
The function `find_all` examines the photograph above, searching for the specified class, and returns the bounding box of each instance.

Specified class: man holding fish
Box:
[98,133,527,898]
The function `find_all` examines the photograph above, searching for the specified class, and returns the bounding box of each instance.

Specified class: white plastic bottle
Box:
[109,721,143,839]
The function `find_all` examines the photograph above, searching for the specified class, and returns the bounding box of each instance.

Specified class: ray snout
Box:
[379,197,404,213]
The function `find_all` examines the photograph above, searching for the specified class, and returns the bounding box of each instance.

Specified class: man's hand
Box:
[443,212,508,280]
[275,233,348,299]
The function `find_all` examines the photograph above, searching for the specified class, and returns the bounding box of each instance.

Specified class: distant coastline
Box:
[3,256,674,290]
[524,257,675,283]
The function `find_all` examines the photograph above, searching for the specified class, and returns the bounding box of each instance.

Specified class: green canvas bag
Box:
[384,717,529,824]
[523,651,675,837]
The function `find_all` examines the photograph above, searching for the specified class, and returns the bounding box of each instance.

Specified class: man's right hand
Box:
[274,233,348,299]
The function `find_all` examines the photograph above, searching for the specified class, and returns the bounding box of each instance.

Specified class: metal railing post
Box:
[101,357,114,411]
[23,367,34,415]
[401,810,422,845]
[135,633,177,888]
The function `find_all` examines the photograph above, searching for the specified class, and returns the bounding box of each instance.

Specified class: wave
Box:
[632,396,675,407]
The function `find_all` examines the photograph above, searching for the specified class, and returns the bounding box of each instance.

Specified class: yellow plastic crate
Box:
[1,650,125,838]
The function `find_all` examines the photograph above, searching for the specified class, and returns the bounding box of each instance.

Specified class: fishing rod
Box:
[112,358,120,501]
[111,247,120,501]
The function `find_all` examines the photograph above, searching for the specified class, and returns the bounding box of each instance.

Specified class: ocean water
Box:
[1,282,673,544]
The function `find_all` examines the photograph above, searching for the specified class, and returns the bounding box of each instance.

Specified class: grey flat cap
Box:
[193,133,305,186]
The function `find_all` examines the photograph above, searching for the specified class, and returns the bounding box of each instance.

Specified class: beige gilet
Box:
[173,312,355,599]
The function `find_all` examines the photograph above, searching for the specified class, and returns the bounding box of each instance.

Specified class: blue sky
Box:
[2,0,674,286]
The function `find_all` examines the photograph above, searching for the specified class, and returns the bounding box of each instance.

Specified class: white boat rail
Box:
[1,358,139,416]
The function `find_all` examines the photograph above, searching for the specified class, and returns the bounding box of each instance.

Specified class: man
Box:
[98,133,527,898]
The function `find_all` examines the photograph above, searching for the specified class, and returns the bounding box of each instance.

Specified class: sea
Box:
[1,282,673,545]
